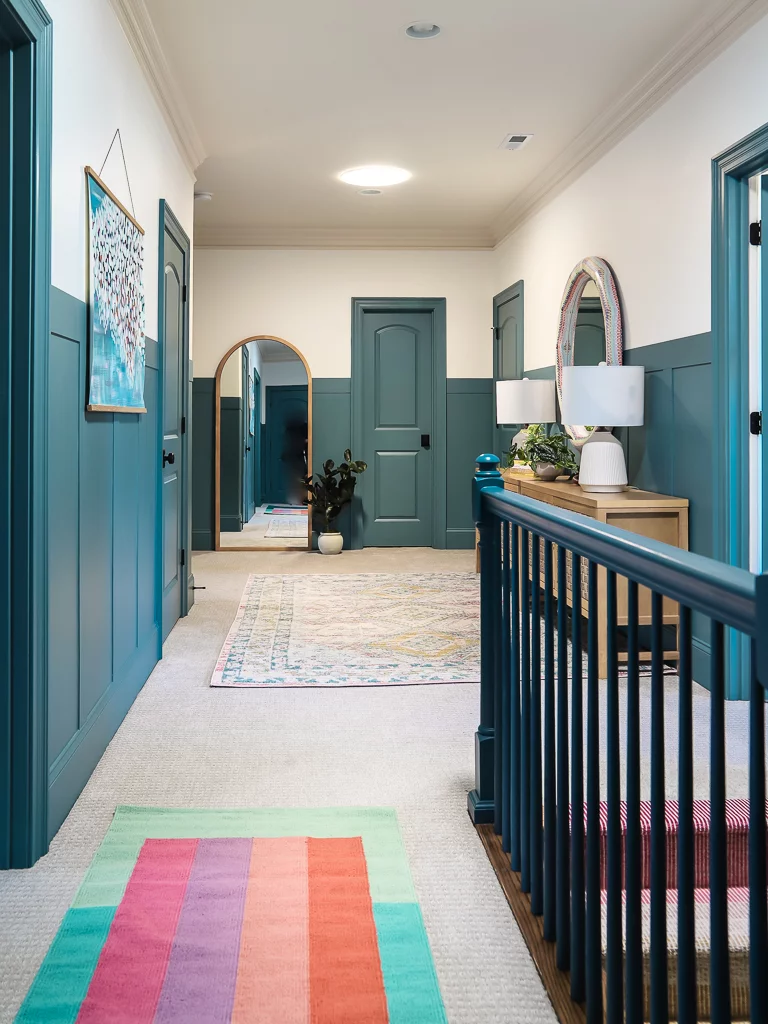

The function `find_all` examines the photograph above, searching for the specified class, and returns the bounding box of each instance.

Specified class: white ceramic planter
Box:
[318,532,343,555]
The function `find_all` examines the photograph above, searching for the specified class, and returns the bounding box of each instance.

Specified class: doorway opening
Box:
[214,336,312,551]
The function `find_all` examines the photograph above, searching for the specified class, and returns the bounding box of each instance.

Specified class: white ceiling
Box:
[141,0,758,247]
[256,339,302,363]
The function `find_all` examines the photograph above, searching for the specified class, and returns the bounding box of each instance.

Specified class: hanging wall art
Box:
[85,166,146,412]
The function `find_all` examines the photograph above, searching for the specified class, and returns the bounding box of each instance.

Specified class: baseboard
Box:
[446,528,476,550]
[47,629,160,840]
[219,516,241,533]
[192,529,213,551]
[692,636,711,693]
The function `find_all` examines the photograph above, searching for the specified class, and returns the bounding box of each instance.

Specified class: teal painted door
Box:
[242,351,256,524]
[265,385,308,505]
[761,174,768,571]
[360,311,433,546]
[494,286,523,459]
[161,230,185,641]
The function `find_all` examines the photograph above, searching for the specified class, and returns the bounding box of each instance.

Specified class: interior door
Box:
[161,229,185,641]
[360,311,434,546]
[242,350,256,525]
[494,287,523,459]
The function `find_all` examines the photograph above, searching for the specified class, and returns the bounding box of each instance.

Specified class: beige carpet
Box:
[0,547,557,1024]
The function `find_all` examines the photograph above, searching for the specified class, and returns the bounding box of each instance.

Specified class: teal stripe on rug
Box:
[374,903,447,1023]
[14,907,115,1023]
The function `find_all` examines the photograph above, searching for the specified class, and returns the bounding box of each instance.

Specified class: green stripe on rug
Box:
[74,806,415,908]
[15,907,115,1024]
[374,903,448,1023]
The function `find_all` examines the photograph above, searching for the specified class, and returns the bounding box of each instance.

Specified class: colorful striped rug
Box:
[15,807,446,1024]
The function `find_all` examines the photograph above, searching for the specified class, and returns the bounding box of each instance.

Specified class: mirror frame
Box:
[555,256,624,446]
[214,335,312,551]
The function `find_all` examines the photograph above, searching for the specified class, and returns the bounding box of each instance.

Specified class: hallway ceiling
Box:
[141,0,760,248]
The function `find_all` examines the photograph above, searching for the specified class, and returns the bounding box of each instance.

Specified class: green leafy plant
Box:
[504,441,519,468]
[519,423,577,473]
[305,449,367,533]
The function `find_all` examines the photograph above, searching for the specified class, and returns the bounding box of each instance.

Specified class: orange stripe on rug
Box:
[231,837,309,1024]
[308,836,388,1024]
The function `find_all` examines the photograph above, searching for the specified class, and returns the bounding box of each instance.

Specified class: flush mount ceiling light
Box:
[338,165,411,187]
[194,190,214,201]
[358,188,382,196]
[405,22,441,38]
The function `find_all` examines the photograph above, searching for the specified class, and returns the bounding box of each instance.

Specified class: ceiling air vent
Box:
[499,133,533,151]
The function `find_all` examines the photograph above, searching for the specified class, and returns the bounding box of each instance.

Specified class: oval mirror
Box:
[555,256,624,447]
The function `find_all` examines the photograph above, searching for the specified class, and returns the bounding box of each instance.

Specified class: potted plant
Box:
[305,450,367,554]
[518,423,577,481]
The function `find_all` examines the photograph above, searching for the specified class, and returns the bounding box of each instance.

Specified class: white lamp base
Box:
[578,431,628,492]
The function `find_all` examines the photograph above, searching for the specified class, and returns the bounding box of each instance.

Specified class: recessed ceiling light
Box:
[338,165,411,187]
[358,188,382,196]
[194,190,214,201]
[406,22,441,38]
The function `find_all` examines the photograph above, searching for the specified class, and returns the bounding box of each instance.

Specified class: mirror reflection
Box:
[573,280,606,366]
[218,338,309,550]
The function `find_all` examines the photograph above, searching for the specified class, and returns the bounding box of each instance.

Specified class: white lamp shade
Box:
[495,378,556,425]
[560,365,644,427]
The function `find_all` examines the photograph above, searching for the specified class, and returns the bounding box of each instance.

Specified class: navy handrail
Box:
[480,485,756,634]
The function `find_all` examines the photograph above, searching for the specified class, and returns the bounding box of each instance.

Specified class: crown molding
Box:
[108,0,205,175]
[492,0,768,247]
[194,224,495,250]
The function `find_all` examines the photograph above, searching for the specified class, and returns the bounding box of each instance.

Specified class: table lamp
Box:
[495,378,556,449]
[560,364,644,492]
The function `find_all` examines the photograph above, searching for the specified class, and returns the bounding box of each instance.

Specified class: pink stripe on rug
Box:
[154,838,252,1024]
[75,838,197,1024]
[231,837,309,1024]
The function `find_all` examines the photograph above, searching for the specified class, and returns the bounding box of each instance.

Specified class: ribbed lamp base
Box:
[578,432,628,492]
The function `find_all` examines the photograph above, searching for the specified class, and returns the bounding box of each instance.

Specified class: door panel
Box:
[264,385,308,505]
[361,311,433,546]
[161,231,185,641]
[494,288,524,458]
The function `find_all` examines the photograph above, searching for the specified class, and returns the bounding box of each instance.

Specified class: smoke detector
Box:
[498,134,533,151]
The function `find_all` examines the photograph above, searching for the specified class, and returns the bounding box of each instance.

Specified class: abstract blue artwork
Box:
[86,168,146,412]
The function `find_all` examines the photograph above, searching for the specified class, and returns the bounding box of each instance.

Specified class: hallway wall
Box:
[44,0,195,840]
[494,11,768,372]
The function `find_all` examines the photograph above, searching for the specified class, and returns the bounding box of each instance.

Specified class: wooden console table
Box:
[476,475,689,677]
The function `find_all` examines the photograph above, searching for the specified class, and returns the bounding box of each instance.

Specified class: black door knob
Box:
[163,449,175,467]
[245,446,251,452]
[421,434,431,448]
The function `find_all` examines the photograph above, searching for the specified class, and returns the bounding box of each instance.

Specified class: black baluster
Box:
[543,540,556,939]
[570,551,585,1003]
[585,560,603,1023]
[501,523,511,852]
[605,570,623,1021]
[709,621,730,1024]
[510,525,522,872]
[521,529,531,893]
[625,580,644,1024]
[676,605,696,1024]
[530,532,543,916]
[556,544,570,969]
[650,591,669,1024]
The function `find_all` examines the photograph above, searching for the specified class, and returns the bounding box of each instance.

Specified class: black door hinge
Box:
[750,411,762,435]
[492,326,500,341]
[750,221,762,246]
[182,284,188,302]
[181,415,186,435]
[180,548,186,567]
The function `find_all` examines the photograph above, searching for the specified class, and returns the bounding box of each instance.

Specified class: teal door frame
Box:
[0,0,52,868]
[157,201,191,632]
[351,297,447,550]
[712,120,768,697]
[492,280,524,459]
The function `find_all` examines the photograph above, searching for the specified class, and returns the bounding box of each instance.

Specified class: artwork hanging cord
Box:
[86,163,146,413]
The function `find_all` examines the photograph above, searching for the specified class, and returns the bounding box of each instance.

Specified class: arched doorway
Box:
[214,336,312,551]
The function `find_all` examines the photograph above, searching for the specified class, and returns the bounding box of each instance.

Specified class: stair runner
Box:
[588,798,763,1021]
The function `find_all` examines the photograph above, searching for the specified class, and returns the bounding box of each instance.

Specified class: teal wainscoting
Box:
[312,378,352,545]
[219,397,243,533]
[47,287,161,838]
[447,379,493,548]
[620,334,713,688]
[191,378,214,550]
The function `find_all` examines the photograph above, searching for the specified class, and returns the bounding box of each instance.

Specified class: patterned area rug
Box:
[14,806,446,1024]
[212,573,480,687]
[265,517,308,538]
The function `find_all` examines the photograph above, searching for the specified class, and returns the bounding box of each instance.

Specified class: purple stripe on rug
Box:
[154,838,252,1024]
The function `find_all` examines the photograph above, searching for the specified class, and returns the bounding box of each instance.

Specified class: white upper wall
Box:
[48,0,195,343]
[192,249,496,378]
[495,12,768,370]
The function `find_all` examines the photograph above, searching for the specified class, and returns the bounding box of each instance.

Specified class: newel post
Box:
[468,454,504,824]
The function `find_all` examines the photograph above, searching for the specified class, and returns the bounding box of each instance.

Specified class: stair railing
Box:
[469,454,767,1024]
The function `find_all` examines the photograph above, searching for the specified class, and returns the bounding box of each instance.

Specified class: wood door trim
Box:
[214,337,312,551]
